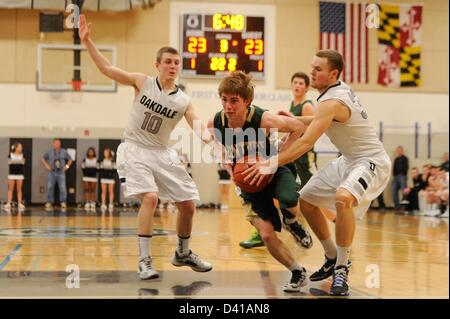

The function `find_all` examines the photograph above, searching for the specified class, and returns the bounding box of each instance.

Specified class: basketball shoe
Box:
[282,267,308,292]
[239,230,265,248]
[171,250,212,272]
[283,218,313,249]
[310,255,352,282]
[330,265,350,296]
[138,256,159,280]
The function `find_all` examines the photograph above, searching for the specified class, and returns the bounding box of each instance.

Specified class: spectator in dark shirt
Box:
[401,167,425,213]
[392,146,409,210]
[440,152,449,172]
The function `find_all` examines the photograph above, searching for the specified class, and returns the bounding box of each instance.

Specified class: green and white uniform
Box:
[214,105,299,231]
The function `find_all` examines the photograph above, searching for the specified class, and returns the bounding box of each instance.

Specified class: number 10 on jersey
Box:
[141,112,162,134]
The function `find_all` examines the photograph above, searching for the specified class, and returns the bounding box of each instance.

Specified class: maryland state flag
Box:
[377,4,422,87]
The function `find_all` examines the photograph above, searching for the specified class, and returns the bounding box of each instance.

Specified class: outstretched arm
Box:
[244,100,340,185]
[260,111,306,134]
[78,14,146,92]
[277,100,338,166]
[184,103,214,144]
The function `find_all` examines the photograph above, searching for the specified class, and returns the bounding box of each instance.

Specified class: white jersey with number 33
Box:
[318,81,385,160]
[123,76,190,148]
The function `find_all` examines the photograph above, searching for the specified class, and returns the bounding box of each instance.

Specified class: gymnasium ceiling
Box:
[0,0,160,11]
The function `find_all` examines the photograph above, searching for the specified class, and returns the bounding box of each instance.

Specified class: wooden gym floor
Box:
[0,206,448,299]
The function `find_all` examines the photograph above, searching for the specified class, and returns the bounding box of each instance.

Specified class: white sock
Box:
[138,235,152,259]
[288,261,302,272]
[320,237,337,259]
[336,245,351,268]
[177,236,190,256]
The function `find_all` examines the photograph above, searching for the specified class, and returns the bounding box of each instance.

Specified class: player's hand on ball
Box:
[243,159,275,186]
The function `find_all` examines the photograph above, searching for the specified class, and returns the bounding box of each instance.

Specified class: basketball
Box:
[233,155,274,193]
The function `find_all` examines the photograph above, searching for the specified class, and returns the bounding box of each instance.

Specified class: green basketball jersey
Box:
[289,100,315,165]
[213,105,276,164]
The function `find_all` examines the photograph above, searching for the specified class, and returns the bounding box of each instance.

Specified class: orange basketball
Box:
[233,155,274,193]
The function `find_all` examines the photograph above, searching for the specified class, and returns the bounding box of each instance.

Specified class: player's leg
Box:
[320,207,337,222]
[299,198,347,282]
[154,150,211,272]
[170,200,212,272]
[250,215,307,292]
[296,158,337,223]
[115,142,162,279]
[137,192,159,279]
[219,183,230,210]
[274,165,313,249]
[330,188,357,296]
[329,158,384,296]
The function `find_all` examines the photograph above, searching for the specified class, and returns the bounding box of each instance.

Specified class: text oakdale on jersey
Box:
[140,95,178,119]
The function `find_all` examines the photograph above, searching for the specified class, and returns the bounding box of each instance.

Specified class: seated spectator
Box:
[440,152,449,172]
[437,171,449,218]
[401,167,426,214]
[424,166,447,217]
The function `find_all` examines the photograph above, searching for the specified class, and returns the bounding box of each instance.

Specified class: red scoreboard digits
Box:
[181,13,265,79]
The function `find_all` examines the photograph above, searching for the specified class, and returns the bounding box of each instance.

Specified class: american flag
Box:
[320,1,368,83]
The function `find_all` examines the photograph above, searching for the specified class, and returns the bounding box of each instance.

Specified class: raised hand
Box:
[78,14,91,43]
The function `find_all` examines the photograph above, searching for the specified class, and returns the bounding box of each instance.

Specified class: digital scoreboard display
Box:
[180,13,265,79]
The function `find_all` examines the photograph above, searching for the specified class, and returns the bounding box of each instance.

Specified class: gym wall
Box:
[0,0,448,205]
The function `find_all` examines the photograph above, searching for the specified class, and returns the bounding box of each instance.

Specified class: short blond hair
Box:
[156,46,179,63]
[316,49,344,78]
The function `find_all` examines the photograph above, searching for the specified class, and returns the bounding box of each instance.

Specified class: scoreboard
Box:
[180,13,265,79]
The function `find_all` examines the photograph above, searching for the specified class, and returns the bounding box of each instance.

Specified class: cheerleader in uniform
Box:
[100,148,117,211]
[4,143,26,211]
[81,147,99,211]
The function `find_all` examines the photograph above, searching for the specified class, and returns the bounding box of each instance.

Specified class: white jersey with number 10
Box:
[123,76,190,149]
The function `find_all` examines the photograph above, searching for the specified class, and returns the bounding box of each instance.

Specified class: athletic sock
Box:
[320,237,337,259]
[177,235,190,257]
[138,235,152,259]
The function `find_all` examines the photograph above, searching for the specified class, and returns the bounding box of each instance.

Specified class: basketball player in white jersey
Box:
[79,15,213,280]
[244,50,391,296]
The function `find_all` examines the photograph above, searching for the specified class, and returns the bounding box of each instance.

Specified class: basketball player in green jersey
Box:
[288,72,316,184]
[208,71,311,292]
[239,72,335,248]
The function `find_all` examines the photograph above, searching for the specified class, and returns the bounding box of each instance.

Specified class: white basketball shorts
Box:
[300,152,391,219]
[116,142,200,204]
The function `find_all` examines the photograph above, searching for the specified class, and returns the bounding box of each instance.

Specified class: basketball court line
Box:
[0,244,22,270]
